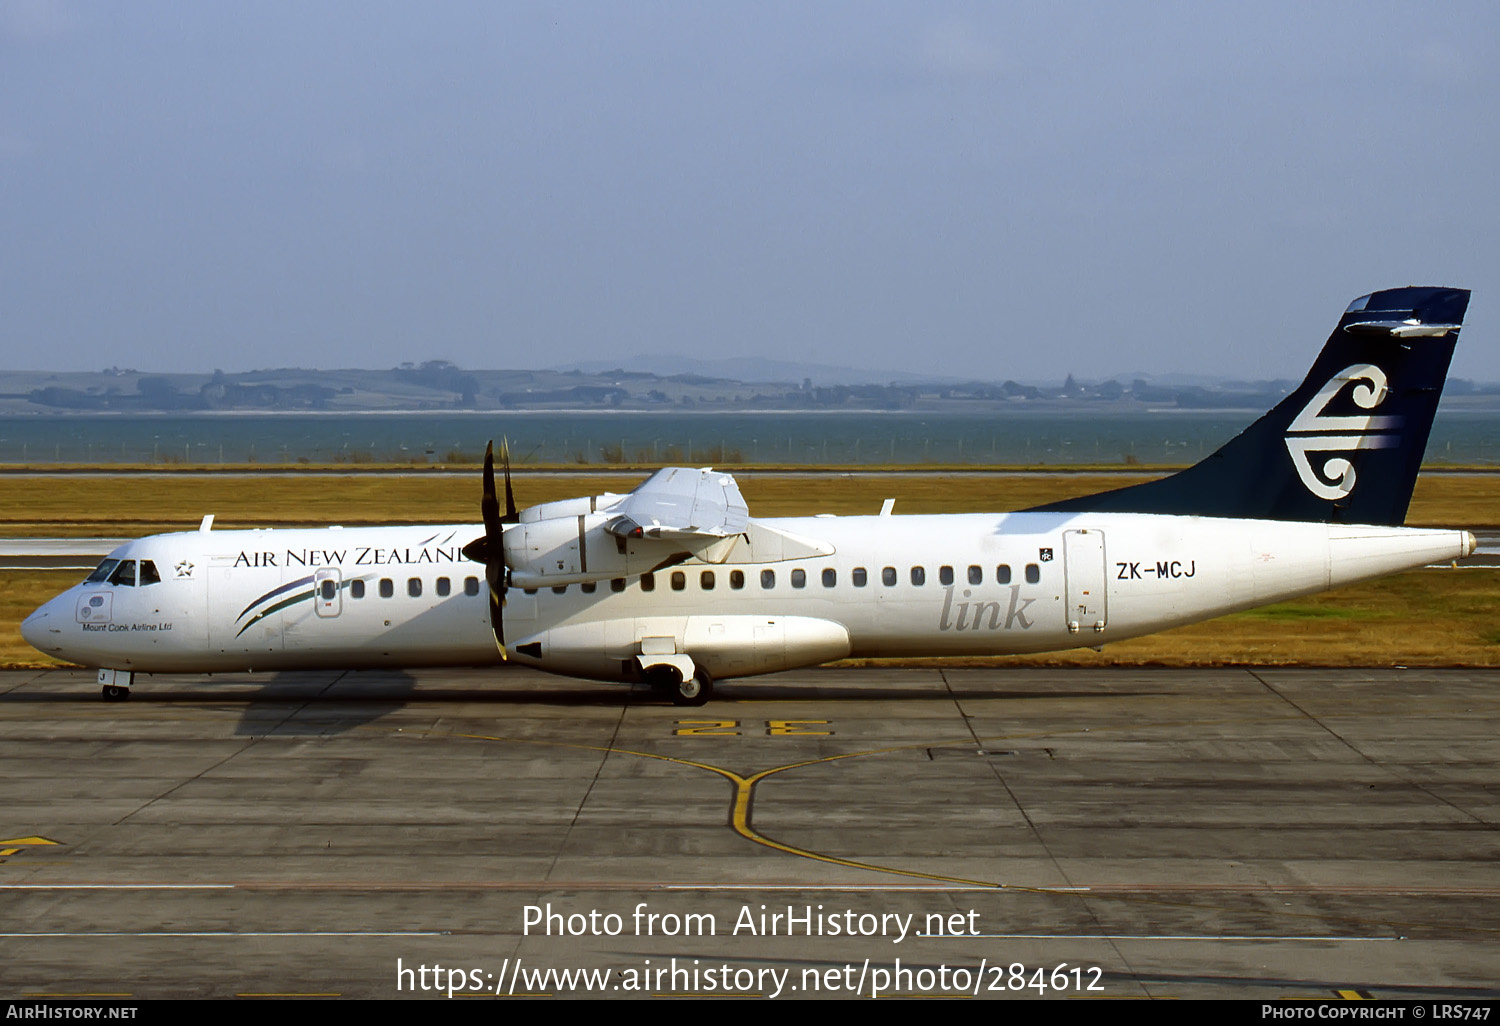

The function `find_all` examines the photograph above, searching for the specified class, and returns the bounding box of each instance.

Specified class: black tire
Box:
[671,668,713,707]
[101,685,130,702]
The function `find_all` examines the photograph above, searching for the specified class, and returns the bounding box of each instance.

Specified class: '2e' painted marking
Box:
[673,720,833,737]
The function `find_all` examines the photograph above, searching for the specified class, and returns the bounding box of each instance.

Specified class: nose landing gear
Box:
[98,668,133,702]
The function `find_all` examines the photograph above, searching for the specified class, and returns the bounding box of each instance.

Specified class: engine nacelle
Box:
[504,512,695,587]
[518,493,623,523]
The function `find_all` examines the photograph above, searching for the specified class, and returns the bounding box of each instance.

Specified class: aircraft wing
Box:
[603,467,749,542]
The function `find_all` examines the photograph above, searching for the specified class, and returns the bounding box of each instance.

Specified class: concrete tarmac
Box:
[1,664,1496,1000]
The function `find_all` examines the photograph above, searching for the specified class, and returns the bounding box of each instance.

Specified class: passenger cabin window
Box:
[761,569,775,589]
[882,566,897,586]
[997,564,1012,585]
[581,581,596,594]
[86,559,120,584]
[641,573,656,592]
[465,577,480,596]
[138,560,161,586]
[551,585,567,594]
[729,570,745,590]
[320,579,337,601]
[852,567,867,587]
[939,565,953,586]
[791,569,806,588]
[671,571,686,591]
[379,578,394,598]
[700,570,715,590]
[108,560,137,587]
[409,578,423,598]
[1025,563,1040,584]
[968,565,983,585]
[436,577,451,597]
[610,578,625,593]
[351,580,366,599]
[910,566,926,586]
[822,568,836,588]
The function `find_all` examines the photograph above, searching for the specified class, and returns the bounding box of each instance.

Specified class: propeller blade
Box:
[500,437,519,524]
[487,567,506,654]
[481,441,503,540]
[467,440,508,657]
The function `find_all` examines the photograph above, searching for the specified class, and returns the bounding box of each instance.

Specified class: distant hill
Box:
[554,353,956,387]
[2,361,1499,415]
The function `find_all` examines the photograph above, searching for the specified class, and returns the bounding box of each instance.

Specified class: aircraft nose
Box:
[20,605,49,652]
[21,594,70,656]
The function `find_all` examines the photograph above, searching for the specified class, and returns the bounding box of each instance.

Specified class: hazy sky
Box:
[2,1,1497,381]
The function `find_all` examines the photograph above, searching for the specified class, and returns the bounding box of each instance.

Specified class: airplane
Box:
[21,286,1475,706]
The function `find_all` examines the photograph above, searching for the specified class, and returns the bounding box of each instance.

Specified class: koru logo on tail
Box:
[1283,363,1402,500]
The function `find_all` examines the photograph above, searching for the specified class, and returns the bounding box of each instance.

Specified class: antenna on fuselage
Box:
[199,515,214,532]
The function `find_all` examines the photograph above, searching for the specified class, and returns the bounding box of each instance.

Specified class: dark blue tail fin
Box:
[1027,286,1469,526]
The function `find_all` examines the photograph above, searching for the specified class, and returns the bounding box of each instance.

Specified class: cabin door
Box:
[1063,529,1107,634]
[314,568,342,617]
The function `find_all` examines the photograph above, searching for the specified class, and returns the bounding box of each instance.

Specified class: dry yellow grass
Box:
[3,469,1496,669]
[3,570,80,669]
[2,468,1495,533]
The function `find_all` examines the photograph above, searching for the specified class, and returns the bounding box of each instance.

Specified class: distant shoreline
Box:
[7,401,1500,417]
[3,407,1498,468]
[0,405,1278,417]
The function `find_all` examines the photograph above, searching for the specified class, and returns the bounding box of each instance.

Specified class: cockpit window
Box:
[107,560,138,587]
[85,559,120,584]
[138,560,161,586]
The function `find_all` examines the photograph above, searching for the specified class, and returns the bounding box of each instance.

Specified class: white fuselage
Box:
[21,512,1473,684]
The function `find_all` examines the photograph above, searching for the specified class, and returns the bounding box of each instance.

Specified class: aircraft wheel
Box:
[101,685,130,702]
[671,669,713,707]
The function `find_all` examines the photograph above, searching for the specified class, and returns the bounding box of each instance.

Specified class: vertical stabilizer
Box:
[1027,287,1469,526]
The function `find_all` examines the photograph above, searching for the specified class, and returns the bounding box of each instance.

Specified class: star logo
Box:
[175,561,195,578]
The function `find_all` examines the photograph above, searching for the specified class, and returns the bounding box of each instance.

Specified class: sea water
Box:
[1,410,1497,467]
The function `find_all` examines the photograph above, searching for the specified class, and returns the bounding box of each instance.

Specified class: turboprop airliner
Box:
[21,286,1475,705]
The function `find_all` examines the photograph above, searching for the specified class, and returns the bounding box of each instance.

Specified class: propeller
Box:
[462,440,518,655]
[496,437,520,527]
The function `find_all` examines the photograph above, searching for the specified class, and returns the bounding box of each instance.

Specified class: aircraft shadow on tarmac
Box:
[6,668,1174,736]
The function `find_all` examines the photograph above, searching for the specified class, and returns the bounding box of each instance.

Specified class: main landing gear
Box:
[671,668,714,707]
[644,663,714,707]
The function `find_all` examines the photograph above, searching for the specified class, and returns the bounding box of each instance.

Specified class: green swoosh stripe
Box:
[235,589,314,637]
